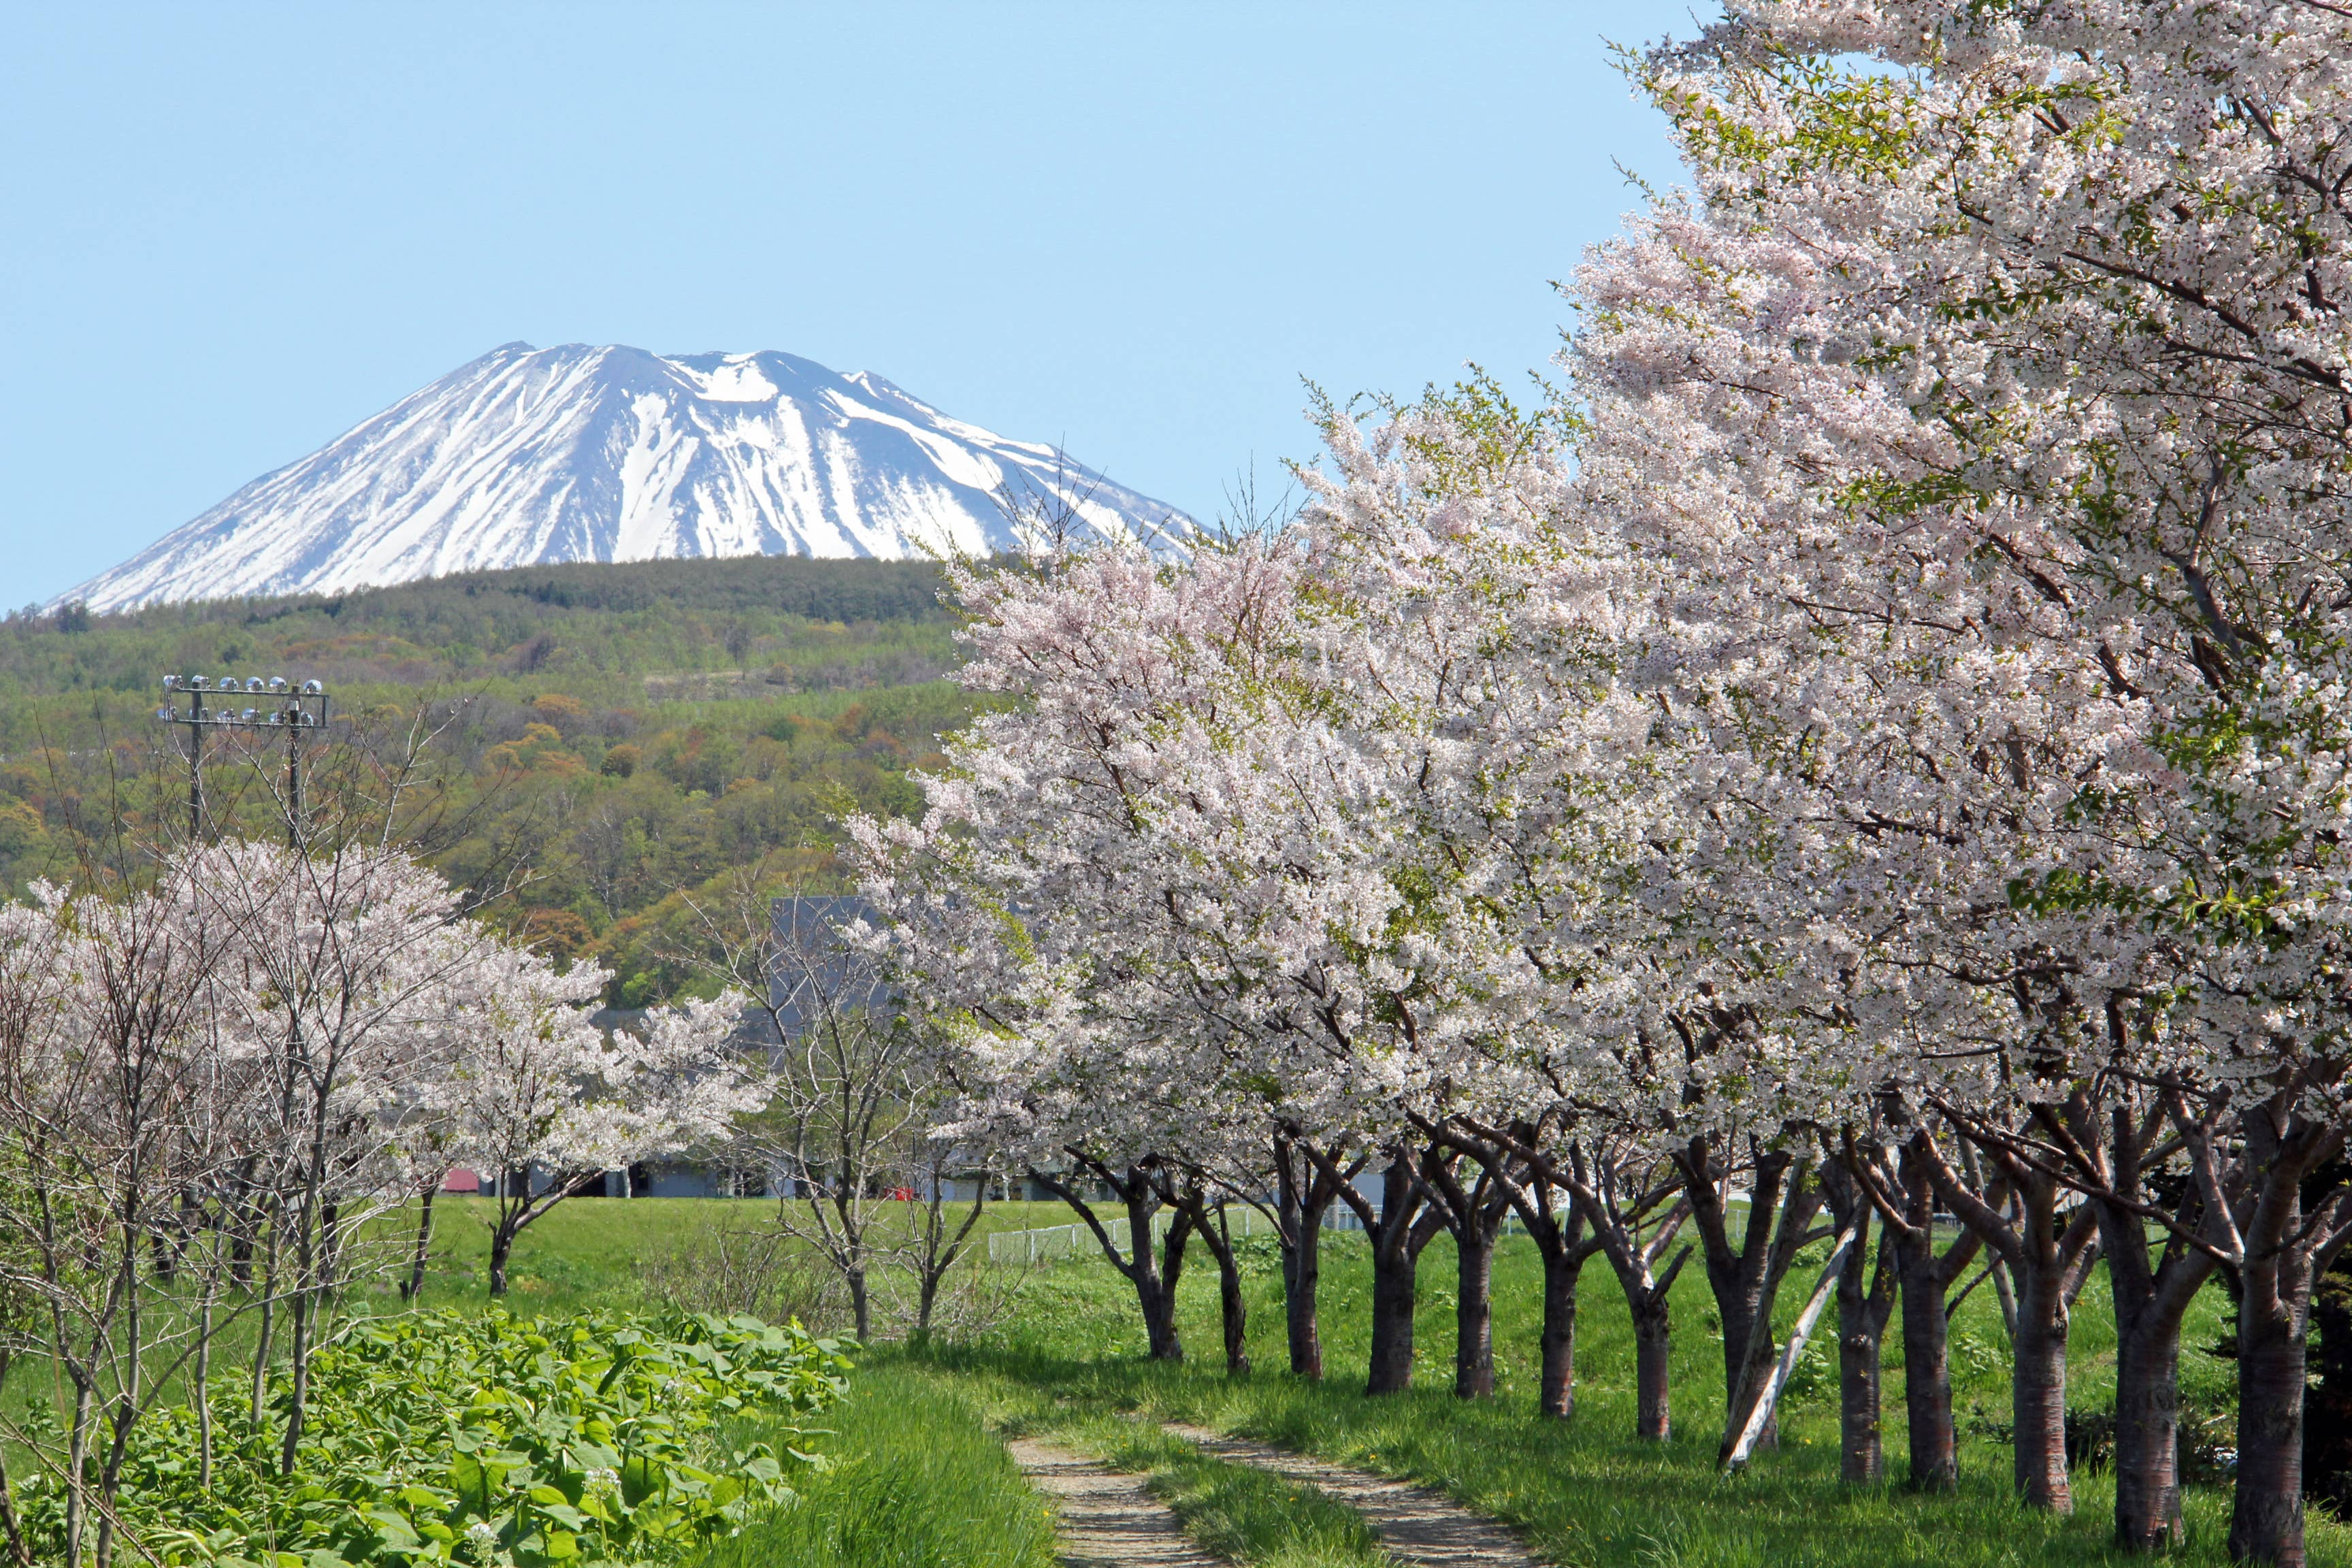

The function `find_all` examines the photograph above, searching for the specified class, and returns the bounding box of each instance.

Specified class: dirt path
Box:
[1005,1436,1226,1568]
[1162,1422,1542,1568]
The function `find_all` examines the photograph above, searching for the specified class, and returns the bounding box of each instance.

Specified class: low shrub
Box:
[25,1310,849,1568]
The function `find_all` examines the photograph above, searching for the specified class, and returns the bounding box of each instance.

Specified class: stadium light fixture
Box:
[154,674,333,845]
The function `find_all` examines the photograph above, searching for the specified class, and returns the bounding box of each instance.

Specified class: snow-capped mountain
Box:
[63,342,1187,612]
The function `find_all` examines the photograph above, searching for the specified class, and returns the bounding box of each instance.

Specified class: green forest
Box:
[0,555,981,1002]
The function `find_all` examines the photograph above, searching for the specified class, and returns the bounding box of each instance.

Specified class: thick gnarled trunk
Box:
[1030,1158,1193,1363]
[1682,1137,1824,1457]
[2234,1245,2313,1568]
[1354,1149,1448,1396]
[1275,1129,1352,1381]
[1821,1154,1895,1485]
[1633,1296,1673,1441]
[1535,1211,1594,1420]
[1868,1134,1980,1493]
[2008,1264,2073,1512]
[1454,1216,1496,1399]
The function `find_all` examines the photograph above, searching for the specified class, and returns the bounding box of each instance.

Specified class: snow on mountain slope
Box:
[62,343,1188,612]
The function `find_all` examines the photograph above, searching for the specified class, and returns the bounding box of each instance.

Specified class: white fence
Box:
[1322,1206,1527,1237]
[987,1204,1270,1265]
[985,1203,1552,1262]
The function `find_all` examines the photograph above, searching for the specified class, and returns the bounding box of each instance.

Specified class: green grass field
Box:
[319,1194,2352,1567]
[906,1229,2326,1568]
[703,1361,1059,1568]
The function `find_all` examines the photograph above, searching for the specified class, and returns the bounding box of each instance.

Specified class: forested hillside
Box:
[0,555,979,1002]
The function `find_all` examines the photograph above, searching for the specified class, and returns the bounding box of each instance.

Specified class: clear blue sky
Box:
[1,3,1715,607]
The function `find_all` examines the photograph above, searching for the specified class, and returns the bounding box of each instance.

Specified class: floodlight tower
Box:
[154,674,331,845]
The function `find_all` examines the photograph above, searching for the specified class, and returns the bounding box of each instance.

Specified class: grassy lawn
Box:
[369,1197,2351,1565]
[41,1195,2345,1567]
[350,1194,1081,1315]
[902,1226,2348,1568]
[703,1360,1058,1568]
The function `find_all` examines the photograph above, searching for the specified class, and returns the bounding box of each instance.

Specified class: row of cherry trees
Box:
[849,3,2352,1563]
[0,838,762,1568]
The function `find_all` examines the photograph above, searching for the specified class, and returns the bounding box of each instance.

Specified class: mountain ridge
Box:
[61,342,1184,612]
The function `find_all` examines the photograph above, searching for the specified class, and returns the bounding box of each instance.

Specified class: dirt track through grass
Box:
[1162,1422,1538,1567]
[1007,1437,1227,1567]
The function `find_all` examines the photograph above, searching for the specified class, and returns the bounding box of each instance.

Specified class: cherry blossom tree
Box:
[1569,3,2352,1556]
[431,973,767,1296]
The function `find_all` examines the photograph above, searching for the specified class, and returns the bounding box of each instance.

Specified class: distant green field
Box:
[364,1194,1081,1318]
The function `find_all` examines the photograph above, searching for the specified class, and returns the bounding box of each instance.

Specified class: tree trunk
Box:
[915,1270,941,1337]
[1893,1215,1958,1488]
[1823,1155,1895,1485]
[402,1188,436,1301]
[195,1290,215,1490]
[250,1229,279,1425]
[1181,1198,1252,1377]
[2218,1092,2352,1568]
[1537,1232,1585,1419]
[1684,1138,1812,1454]
[1633,1295,1672,1441]
[1360,1152,1446,1395]
[1030,1160,1191,1362]
[63,1381,91,1568]
[1894,1232,1957,1489]
[488,1220,515,1296]
[1273,1133,1341,1380]
[1455,1216,1495,1399]
[278,1271,314,1475]
[847,1264,871,1344]
[1923,1126,2100,1514]
[1559,1141,1690,1443]
[1886,1134,1974,1492]
[1133,1180,1192,1363]
[1284,1198,1324,1380]
[1838,1263,1888,1485]
[1139,1286,1179,1360]
[1367,1235,1419,1395]
[2231,1232,2314,1566]
[1418,1141,1505,1402]
[1216,1236,1250,1376]
[2111,1301,2187,1550]
[0,1377,31,1568]
[2010,1262,2073,1513]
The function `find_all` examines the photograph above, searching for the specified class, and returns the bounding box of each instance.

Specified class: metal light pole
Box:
[154,674,331,845]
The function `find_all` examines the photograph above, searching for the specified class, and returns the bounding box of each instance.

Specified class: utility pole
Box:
[155,674,331,845]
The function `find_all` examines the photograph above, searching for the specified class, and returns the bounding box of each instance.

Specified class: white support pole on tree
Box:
[1723,1218,1862,1474]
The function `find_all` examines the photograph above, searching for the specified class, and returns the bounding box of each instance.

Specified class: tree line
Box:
[845,8,2352,1566]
